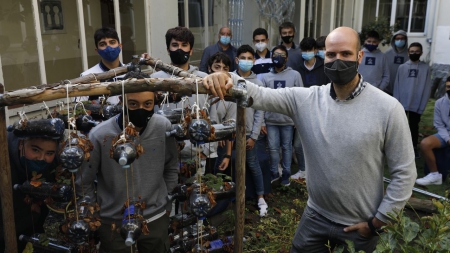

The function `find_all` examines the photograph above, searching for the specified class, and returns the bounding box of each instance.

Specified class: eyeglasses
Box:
[409,51,422,54]
[273,53,286,57]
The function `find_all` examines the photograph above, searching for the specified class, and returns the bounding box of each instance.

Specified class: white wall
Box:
[430,0,450,65]
[147,0,178,63]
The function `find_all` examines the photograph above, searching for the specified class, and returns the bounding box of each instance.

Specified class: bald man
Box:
[202,27,416,252]
[199,27,237,73]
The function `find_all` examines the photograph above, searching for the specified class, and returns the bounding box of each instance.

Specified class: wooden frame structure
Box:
[0,65,247,252]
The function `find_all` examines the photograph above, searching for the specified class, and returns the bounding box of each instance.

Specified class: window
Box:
[362,0,428,34]
[395,0,428,33]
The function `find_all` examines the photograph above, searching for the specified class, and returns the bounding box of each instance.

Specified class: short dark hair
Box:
[279,22,296,34]
[300,37,317,51]
[165,26,195,50]
[365,30,380,40]
[237,44,255,57]
[271,45,288,58]
[446,76,450,83]
[253,28,268,40]
[316,36,327,48]
[409,42,423,52]
[207,52,231,69]
[94,27,120,48]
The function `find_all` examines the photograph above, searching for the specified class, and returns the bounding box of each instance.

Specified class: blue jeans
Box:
[266,125,294,178]
[293,129,305,172]
[215,137,264,196]
[246,135,264,196]
[291,206,379,253]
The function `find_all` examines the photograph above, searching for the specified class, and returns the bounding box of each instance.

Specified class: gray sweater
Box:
[229,73,416,225]
[76,114,179,224]
[209,71,265,140]
[358,48,390,90]
[262,67,303,126]
[393,60,432,114]
[385,30,409,94]
[434,94,450,142]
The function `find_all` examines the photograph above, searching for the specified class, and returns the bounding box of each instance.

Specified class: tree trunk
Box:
[406,198,437,213]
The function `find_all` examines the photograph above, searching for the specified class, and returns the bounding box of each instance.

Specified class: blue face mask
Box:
[317,50,325,59]
[302,51,315,61]
[20,156,50,173]
[395,40,406,48]
[97,46,121,62]
[364,44,378,52]
[220,36,231,45]
[238,60,254,72]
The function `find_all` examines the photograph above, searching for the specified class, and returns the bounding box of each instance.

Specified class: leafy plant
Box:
[359,18,399,46]
[334,196,450,253]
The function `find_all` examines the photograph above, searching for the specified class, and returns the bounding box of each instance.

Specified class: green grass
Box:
[383,98,449,199]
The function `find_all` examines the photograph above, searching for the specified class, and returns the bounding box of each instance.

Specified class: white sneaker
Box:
[416,173,442,185]
[291,170,306,180]
[258,198,268,217]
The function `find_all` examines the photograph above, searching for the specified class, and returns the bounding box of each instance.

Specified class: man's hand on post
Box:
[202,72,234,99]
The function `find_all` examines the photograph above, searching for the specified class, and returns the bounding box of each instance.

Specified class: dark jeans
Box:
[97,214,169,253]
[291,206,379,253]
[406,111,422,149]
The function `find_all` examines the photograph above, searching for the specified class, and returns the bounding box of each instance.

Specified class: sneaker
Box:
[291,170,306,180]
[258,198,268,217]
[271,173,281,183]
[281,173,290,187]
[416,173,442,185]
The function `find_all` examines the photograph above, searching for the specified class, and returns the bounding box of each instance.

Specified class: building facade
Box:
[0,0,448,121]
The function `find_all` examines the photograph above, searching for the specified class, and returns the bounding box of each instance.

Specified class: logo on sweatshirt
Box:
[305,73,317,86]
[274,80,286,89]
[408,69,419,77]
[365,57,376,65]
[394,56,404,64]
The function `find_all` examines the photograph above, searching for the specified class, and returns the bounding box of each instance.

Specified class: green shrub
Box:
[359,18,398,46]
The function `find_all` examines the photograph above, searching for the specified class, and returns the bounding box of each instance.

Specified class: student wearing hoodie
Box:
[385,30,408,95]
[262,45,303,186]
[278,22,302,71]
[416,77,450,185]
[210,45,268,216]
[393,42,432,156]
[358,30,390,90]
[148,26,215,168]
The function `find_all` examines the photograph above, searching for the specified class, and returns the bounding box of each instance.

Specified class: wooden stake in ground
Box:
[0,83,18,252]
[234,105,246,252]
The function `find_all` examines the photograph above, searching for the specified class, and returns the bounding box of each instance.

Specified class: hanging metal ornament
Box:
[188,119,211,144]
[110,123,144,169]
[189,187,211,218]
[113,142,137,168]
[59,132,93,173]
[120,202,143,246]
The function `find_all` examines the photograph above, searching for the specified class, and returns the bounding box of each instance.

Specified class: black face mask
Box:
[409,53,421,62]
[169,49,190,65]
[127,108,154,128]
[324,59,359,86]
[272,56,286,68]
[281,35,294,44]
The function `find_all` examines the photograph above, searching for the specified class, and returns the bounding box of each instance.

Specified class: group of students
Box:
[1,21,449,253]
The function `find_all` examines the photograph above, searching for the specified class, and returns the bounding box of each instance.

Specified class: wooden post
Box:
[234,106,246,252]
[0,83,18,252]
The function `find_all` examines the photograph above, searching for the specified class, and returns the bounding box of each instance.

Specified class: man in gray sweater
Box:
[202,26,416,253]
[76,91,178,252]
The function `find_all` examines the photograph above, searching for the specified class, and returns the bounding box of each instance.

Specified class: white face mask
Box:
[255,42,267,52]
